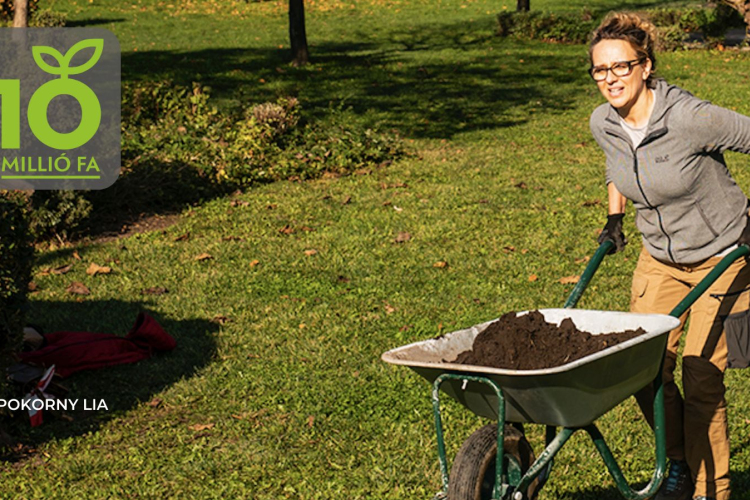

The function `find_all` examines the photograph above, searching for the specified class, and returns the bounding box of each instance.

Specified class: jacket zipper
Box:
[631,148,676,262]
[605,123,676,262]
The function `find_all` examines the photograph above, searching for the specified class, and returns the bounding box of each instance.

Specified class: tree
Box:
[12,0,28,27]
[289,0,309,66]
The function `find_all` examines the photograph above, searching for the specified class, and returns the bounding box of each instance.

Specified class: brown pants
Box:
[631,248,750,500]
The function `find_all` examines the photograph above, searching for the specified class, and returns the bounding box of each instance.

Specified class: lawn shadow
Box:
[65,18,125,27]
[7,299,218,448]
[120,17,590,139]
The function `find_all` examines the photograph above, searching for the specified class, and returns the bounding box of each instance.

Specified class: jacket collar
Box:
[603,79,671,145]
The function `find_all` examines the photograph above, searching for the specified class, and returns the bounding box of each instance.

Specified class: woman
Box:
[589,12,750,500]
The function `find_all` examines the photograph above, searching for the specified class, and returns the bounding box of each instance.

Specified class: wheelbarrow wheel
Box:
[448,424,539,500]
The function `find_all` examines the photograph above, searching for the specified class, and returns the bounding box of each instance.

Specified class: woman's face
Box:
[590,39,651,114]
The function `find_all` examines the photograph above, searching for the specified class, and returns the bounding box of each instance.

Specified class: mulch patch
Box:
[449,310,645,370]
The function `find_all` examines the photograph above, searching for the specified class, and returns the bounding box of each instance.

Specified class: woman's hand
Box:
[598,214,628,253]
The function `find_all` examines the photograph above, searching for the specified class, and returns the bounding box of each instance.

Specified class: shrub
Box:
[27,190,92,241]
[32,82,407,241]
[0,192,33,396]
[496,6,746,49]
[497,10,598,44]
[122,81,406,188]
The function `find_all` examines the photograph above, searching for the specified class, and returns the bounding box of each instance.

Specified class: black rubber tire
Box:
[447,424,539,500]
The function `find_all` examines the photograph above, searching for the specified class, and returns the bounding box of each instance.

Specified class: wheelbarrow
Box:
[381,241,750,500]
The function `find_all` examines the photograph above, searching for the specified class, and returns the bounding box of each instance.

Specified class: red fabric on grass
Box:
[19,313,176,378]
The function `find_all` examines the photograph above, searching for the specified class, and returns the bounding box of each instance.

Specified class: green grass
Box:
[3,0,750,498]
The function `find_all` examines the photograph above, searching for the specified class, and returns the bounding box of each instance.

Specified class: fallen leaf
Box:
[175,233,190,242]
[279,225,295,235]
[342,196,352,205]
[51,264,73,275]
[394,232,411,243]
[575,256,591,264]
[337,275,350,283]
[393,205,403,212]
[502,246,516,253]
[230,200,250,207]
[558,275,580,284]
[521,249,529,254]
[307,415,315,428]
[299,226,315,232]
[212,315,232,325]
[72,251,82,261]
[146,398,162,408]
[528,274,538,282]
[514,182,528,189]
[267,204,277,210]
[384,302,396,314]
[382,201,392,206]
[582,199,601,207]
[142,286,168,295]
[86,263,112,276]
[221,236,244,242]
[575,185,583,191]
[67,282,90,295]
[304,249,318,256]
[249,260,260,267]
[433,261,449,268]
[188,423,215,432]
[28,282,39,292]
[195,253,213,261]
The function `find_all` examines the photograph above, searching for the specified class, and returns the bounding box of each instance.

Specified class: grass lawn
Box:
[3,0,750,498]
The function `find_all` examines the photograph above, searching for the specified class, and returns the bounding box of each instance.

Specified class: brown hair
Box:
[589,12,658,87]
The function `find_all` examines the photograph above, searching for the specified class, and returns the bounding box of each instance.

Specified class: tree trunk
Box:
[289,0,309,66]
[516,0,530,12]
[12,0,28,27]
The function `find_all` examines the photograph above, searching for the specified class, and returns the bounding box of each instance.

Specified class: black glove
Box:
[598,213,627,254]
[739,214,750,249]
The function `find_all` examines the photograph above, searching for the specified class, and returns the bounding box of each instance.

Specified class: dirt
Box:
[449,310,646,370]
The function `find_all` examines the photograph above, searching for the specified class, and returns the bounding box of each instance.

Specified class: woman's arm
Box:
[608,182,627,215]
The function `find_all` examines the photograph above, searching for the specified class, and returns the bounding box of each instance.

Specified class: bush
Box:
[31,82,407,241]
[122,81,406,187]
[0,192,33,396]
[30,8,66,27]
[497,10,597,44]
[496,6,746,49]
[27,190,92,241]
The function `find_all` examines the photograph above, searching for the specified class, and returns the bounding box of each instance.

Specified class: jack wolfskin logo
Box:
[655,154,670,163]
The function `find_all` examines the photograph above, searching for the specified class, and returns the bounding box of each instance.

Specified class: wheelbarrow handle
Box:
[564,240,614,309]
[669,244,750,318]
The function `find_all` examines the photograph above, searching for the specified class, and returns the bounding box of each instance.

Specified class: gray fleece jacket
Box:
[590,79,750,265]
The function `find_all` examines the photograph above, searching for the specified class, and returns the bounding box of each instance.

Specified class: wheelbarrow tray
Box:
[382,309,680,428]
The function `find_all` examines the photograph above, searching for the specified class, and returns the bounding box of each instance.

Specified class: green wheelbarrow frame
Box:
[429,242,750,500]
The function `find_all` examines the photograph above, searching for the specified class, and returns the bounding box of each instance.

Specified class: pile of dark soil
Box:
[450,311,646,370]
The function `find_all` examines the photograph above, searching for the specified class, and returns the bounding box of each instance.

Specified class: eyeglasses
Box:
[589,57,646,82]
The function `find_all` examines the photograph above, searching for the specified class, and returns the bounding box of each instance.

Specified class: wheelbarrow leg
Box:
[581,371,667,500]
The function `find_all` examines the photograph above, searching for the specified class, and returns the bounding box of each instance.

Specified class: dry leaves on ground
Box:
[558,275,580,284]
[67,282,90,295]
[86,263,112,276]
[394,232,411,243]
[188,423,215,432]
